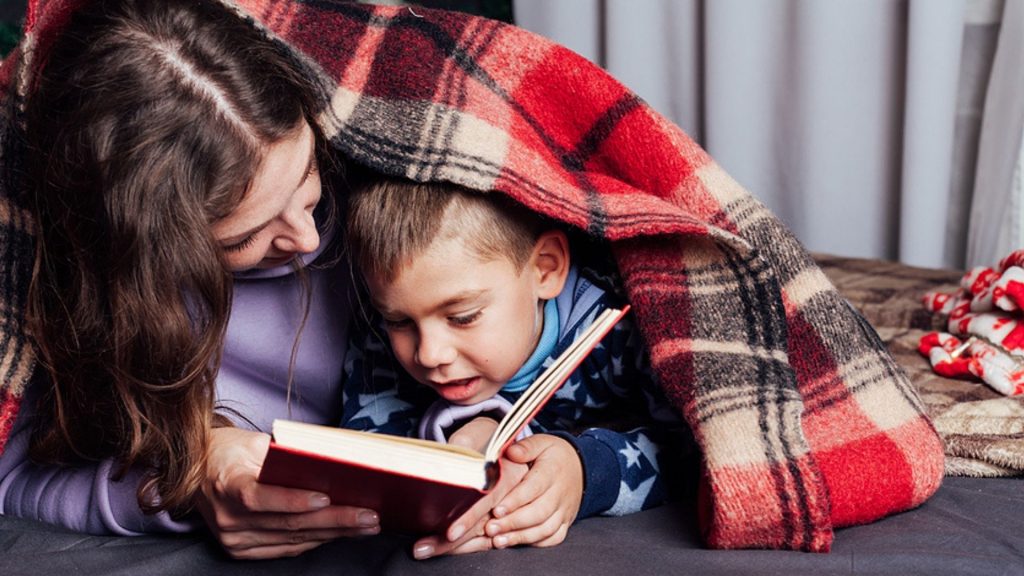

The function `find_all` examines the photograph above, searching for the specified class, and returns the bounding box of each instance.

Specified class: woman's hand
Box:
[484,434,584,548]
[194,427,381,559]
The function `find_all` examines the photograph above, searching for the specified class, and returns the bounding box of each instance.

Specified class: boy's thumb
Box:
[504,436,545,464]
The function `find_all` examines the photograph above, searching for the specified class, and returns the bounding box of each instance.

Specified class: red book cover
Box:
[259,442,493,535]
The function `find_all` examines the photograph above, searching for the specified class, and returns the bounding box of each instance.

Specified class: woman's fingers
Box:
[215,507,382,559]
[220,526,359,557]
[228,505,381,532]
[224,536,333,560]
[235,482,333,514]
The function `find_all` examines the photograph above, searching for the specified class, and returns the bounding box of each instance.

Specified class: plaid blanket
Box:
[0,0,944,551]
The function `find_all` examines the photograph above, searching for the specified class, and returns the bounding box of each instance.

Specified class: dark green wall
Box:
[0,0,25,57]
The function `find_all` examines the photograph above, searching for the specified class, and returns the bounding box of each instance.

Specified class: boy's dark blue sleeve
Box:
[553,427,678,518]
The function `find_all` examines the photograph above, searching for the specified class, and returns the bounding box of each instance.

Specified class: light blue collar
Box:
[503,298,559,393]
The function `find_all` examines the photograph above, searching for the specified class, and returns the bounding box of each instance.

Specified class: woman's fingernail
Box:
[413,544,434,560]
[309,494,330,509]
[493,506,507,518]
[357,510,379,527]
[494,535,508,548]
[486,521,500,536]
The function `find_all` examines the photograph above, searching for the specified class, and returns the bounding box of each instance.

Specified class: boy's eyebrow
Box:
[373,288,488,316]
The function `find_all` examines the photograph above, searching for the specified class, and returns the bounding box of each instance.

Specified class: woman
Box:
[1,0,373,559]
[1,0,547,560]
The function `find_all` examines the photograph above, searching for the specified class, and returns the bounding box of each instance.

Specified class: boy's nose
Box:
[415,335,457,368]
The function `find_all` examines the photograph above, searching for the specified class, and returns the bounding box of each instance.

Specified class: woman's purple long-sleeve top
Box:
[0,243,351,534]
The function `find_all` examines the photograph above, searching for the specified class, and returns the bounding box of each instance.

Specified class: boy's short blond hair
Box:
[346,177,544,284]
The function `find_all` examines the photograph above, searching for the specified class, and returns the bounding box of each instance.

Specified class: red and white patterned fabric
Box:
[921,250,1024,396]
[1,0,945,552]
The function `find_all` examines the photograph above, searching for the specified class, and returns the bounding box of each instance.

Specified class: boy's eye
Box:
[449,311,481,326]
[382,317,412,330]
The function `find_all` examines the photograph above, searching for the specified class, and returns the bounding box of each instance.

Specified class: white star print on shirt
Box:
[606,476,657,516]
[350,393,411,427]
[620,442,643,469]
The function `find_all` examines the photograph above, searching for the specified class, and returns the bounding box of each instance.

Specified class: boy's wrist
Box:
[548,431,620,518]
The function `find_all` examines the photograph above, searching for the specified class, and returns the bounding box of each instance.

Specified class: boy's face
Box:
[367,234,564,406]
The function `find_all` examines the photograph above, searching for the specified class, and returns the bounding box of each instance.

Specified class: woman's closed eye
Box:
[223,234,258,253]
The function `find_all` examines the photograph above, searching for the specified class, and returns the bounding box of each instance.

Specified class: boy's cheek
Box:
[388,337,418,372]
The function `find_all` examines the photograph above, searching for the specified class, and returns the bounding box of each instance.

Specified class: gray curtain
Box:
[515,0,1023,269]
[968,0,1024,267]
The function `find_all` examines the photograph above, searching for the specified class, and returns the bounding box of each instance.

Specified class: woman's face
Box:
[212,121,321,272]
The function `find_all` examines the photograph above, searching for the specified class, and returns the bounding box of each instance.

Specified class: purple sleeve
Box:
[0,385,199,535]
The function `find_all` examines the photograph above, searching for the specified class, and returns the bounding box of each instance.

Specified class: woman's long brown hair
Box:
[23,0,325,515]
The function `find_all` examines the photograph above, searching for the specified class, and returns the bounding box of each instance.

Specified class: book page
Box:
[482,306,629,462]
[271,420,490,488]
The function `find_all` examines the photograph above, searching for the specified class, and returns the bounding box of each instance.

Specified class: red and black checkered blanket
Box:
[0,0,945,551]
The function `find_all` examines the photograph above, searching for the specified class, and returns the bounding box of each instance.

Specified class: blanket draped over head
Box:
[0,0,944,551]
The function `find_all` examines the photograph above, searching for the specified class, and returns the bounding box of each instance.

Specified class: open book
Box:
[258,305,630,535]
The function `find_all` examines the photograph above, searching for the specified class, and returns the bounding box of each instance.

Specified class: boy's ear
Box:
[531,230,570,300]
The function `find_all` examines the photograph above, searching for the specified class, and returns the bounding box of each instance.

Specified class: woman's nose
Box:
[274,193,320,254]
[274,216,320,254]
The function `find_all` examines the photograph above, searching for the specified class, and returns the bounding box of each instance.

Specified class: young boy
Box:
[340,177,689,551]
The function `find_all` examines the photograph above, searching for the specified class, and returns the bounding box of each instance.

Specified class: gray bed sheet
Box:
[2,476,1022,576]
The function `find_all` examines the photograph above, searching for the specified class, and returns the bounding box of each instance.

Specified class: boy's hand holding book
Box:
[447,417,500,452]
[412,433,584,557]
[413,451,530,559]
